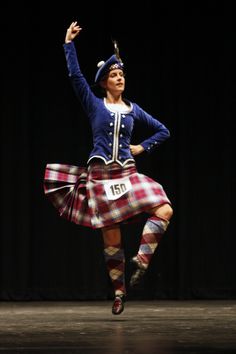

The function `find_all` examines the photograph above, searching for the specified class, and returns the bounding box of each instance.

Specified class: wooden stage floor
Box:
[0,300,236,353]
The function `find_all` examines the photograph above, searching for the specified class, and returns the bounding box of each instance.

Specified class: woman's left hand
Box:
[130,144,144,156]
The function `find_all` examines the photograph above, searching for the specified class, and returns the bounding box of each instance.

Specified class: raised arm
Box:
[63,21,99,116]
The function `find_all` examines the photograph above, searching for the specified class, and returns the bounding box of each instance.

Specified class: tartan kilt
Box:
[43,162,171,229]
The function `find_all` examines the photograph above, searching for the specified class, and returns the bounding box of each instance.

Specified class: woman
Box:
[44,21,173,315]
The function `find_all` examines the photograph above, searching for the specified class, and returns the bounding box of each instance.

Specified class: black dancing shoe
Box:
[129,256,147,288]
[112,295,125,315]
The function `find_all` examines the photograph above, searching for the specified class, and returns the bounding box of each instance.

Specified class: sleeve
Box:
[63,42,98,116]
[133,103,170,153]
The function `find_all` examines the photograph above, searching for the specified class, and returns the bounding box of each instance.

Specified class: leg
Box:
[130,203,173,287]
[102,224,126,315]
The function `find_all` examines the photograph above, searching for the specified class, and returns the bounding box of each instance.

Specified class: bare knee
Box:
[151,204,173,221]
[101,224,121,245]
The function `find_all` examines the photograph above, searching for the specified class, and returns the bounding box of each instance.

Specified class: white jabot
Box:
[106,103,130,113]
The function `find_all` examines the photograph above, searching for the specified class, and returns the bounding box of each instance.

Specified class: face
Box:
[101,69,125,94]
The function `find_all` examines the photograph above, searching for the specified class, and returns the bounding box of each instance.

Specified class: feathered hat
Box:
[94,40,124,84]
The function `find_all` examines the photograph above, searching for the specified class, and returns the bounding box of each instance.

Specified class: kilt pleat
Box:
[44,164,92,227]
[43,162,171,229]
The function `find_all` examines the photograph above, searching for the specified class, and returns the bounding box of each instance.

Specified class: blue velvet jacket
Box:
[63,42,170,166]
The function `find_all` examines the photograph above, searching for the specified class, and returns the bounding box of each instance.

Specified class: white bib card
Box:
[104,177,132,200]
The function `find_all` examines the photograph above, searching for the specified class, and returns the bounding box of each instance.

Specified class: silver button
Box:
[109,143,112,146]
[109,132,113,135]
[110,122,114,126]
[119,144,123,148]
[120,134,123,137]
[121,124,125,128]
[122,114,126,117]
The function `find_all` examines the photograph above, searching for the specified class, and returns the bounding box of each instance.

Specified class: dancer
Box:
[44,21,173,315]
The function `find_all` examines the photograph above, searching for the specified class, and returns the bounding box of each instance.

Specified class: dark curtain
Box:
[0,1,234,300]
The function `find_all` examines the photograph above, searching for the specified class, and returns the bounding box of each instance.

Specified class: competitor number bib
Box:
[104,177,132,200]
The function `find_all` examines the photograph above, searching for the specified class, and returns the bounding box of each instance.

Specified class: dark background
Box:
[0,1,234,300]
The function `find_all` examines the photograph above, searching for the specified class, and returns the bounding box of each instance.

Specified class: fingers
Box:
[69,21,82,31]
[70,21,77,28]
[65,21,82,43]
[129,144,144,156]
[129,145,135,155]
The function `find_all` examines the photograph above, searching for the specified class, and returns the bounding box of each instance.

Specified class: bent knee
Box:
[165,204,173,219]
[153,203,173,221]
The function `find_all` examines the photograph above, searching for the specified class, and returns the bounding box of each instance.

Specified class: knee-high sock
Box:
[136,216,169,269]
[103,244,126,296]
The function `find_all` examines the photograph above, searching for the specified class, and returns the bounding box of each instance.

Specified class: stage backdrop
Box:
[1,2,234,300]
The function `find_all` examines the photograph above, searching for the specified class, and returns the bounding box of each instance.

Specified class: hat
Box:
[94,54,124,84]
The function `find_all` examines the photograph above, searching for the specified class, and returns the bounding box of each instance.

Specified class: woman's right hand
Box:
[65,21,82,43]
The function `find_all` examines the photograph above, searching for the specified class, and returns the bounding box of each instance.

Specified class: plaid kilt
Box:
[44,162,171,229]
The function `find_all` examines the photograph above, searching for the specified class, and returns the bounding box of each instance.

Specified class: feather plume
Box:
[113,40,121,61]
